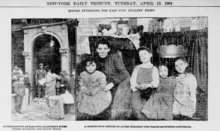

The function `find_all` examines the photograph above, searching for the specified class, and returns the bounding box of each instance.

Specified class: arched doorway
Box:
[23,24,71,84]
[32,34,61,77]
[22,20,78,86]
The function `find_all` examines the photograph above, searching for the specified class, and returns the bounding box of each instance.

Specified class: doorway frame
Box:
[23,23,70,85]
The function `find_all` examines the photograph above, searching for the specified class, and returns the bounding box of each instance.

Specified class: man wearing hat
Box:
[35,63,46,100]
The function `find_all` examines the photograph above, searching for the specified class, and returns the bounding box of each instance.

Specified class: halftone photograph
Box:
[11,19,77,121]
[75,17,208,121]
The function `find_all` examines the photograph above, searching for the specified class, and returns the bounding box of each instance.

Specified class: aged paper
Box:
[0,0,220,130]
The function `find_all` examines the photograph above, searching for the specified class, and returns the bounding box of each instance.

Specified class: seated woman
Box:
[94,38,131,120]
[77,56,111,118]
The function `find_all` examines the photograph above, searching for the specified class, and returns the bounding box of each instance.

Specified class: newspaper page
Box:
[0,0,219,130]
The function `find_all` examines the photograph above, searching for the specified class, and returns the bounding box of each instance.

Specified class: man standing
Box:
[35,63,46,100]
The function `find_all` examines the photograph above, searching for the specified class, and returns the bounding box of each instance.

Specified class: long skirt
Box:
[110,77,132,120]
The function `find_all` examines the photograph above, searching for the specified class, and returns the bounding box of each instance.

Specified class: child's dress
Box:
[172,73,197,118]
[142,77,176,120]
[77,70,112,115]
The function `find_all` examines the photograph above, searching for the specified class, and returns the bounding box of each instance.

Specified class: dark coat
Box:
[96,53,132,119]
[96,53,130,85]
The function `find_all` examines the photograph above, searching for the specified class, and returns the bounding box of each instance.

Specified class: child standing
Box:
[172,58,197,120]
[21,72,31,112]
[130,47,159,120]
[142,64,176,120]
[13,76,25,114]
[77,57,111,116]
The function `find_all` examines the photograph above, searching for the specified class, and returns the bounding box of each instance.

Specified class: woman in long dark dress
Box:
[94,38,131,120]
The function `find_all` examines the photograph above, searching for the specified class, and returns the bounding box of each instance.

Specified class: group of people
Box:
[76,38,197,120]
[12,63,75,115]
[12,66,31,114]
[35,63,75,114]
[11,37,198,120]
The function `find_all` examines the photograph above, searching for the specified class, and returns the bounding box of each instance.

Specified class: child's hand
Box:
[141,84,153,89]
[89,89,98,96]
[136,84,148,90]
[103,83,114,91]
[136,84,153,91]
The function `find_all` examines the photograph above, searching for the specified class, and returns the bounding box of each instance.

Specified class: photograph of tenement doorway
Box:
[11,19,78,121]
[75,17,208,121]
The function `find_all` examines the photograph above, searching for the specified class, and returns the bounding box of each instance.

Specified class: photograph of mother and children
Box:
[75,17,208,121]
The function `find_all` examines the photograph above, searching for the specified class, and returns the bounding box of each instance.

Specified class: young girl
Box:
[172,58,197,120]
[130,47,159,120]
[77,57,112,116]
[141,64,176,120]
